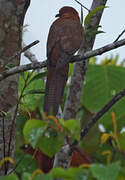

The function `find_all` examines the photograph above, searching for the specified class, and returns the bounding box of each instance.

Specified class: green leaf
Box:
[69,63,74,77]
[27,71,47,86]
[0,174,18,180]
[22,173,31,180]
[51,167,88,180]
[68,168,88,180]
[28,127,45,148]
[32,174,53,180]
[88,25,102,32]
[6,64,16,69]
[101,55,119,65]
[17,113,27,134]
[38,134,64,157]
[118,132,125,151]
[90,161,120,180]
[23,119,46,144]
[84,6,107,28]
[116,167,125,180]
[18,72,45,111]
[82,64,125,131]
[87,30,105,40]
[81,6,83,25]
[14,151,37,174]
[60,119,80,140]
[51,167,67,178]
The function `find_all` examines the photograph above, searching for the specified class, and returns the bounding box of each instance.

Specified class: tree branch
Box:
[72,87,125,148]
[22,42,39,63]
[71,38,125,63]
[22,42,43,73]
[0,61,46,81]
[21,40,39,53]
[5,40,39,66]
[114,29,125,42]
[74,0,90,12]
[1,38,125,81]
[80,88,125,139]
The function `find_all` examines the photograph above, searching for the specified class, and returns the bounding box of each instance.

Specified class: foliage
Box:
[2,6,125,178]
[18,71,45,112]
[1,4,125,180]
[6,55,124,179]
[84,6,107,28]
[0,162,121,180]
[90,161,120,180]
[81,6,107,41]
[82,61,125,132]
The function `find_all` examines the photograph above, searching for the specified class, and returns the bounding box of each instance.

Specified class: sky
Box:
[22,0,125,64]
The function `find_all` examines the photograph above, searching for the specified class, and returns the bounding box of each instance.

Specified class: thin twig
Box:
[8,145,35,174]
[22,42,38,63]
[114,29,125,42]
[74,0,90,12]
[8,153,26,174]
[7,73,31,166]
[5,40,39,66]
[115,143,125,159]
[22,42,43,74]
[21,40,39,53]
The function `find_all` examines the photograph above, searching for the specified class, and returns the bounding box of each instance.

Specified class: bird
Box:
[43,6,83,116]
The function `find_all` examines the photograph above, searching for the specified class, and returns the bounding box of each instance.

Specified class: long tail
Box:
[43,65,69,116]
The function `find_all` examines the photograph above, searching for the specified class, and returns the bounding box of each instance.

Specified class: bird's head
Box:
[55,6,79,18]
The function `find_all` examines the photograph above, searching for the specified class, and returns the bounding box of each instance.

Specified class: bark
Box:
[53,0,108,176]
[0,0,30,175]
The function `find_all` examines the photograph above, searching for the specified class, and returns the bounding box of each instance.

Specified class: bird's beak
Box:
[55,13,61,17]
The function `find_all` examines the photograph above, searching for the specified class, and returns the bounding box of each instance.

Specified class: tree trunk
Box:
[0,0,30,175]
[53,0,108,176]
[63,0,108,120]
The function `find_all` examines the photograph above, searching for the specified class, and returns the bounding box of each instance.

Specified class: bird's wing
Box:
[47,18,82,57]
[56,19,83,69]
[60,19,83,54]
[47,19,60,60]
